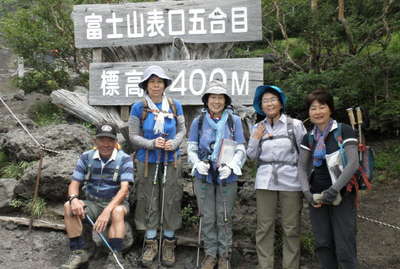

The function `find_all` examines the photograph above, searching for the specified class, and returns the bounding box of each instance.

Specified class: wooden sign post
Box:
[72,0,263,122]
[89,58,263,106]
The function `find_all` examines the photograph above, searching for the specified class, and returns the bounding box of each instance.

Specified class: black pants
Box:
[309,192,358,269]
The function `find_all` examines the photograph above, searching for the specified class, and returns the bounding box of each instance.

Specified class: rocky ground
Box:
[1,181,400,269]
[1,42,400,269]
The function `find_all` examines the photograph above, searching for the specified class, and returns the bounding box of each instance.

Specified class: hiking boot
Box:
[105,252,130,269]
[161,238,176,267]
[142,239,158,267]
[60,249,89,269]
[200,255,217,269]
[218,256,231,269]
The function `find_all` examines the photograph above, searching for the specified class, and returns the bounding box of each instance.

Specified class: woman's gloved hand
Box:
[218,165,232,180]
[196,161,210,175]
[321,187,339,204]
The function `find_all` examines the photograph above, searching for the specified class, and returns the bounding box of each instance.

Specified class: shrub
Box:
[181,204,199,228]
[0,161,31,178]
[28,101,66,126]
[26,197,47,218]
[16,68,70,94]
[374,140,400,184]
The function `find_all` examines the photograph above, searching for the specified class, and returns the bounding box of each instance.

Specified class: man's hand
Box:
[94,208,111,233]
[70,199,85,218]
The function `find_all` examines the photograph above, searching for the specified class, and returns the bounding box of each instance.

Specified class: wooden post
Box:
[120,106,130,121]
[29,152,43,232]
[92,49,102,63]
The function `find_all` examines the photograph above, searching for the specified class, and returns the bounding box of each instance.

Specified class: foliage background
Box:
[1,0,400,136]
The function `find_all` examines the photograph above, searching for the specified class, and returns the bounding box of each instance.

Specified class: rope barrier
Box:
[358,214,400,231]
[0,95,60,154]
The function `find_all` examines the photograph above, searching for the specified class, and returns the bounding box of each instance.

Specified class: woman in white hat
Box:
[129,65,186,267]
[187,80,247,269]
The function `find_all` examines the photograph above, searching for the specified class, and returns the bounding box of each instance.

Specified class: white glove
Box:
[218,165,232,180]
[196,161,210,175]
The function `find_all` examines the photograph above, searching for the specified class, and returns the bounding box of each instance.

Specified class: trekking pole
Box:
[218,165,230,269]
[193,169,205,269]
[141,148,162,259]
[196,210,202,269]
[346,108,356,130]
[158,149,169,268]
[85,214,125,269]
[355,107,364,162]
[355,107,363,145]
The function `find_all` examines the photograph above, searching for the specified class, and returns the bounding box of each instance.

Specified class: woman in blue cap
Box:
[128,65,186,267]
[247,85,306,269]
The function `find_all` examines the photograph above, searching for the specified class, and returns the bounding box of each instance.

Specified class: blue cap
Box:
[253,85,287,116]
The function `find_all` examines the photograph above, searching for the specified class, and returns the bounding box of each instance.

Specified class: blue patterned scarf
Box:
[313,119,334,167]
[205,110,230,162]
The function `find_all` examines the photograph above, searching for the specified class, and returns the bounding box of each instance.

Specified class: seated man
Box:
[61,123,134,269]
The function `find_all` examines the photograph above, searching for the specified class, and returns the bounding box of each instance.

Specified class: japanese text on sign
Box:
[89,58,264,106]
[72,0,262,48]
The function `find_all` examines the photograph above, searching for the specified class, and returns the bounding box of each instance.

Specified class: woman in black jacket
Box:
[297,89,359,269]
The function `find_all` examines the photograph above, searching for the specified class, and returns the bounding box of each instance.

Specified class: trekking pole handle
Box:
[346,108,356,130]
[355,107,363,124]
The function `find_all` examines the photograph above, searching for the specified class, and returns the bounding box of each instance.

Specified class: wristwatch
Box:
[68,194,79,204]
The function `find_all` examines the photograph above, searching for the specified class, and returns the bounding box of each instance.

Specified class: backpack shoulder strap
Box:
[197,111,206,143]
[84,150,96,181]
[334,123,344,146]
[112,150,124,182]
[227,113,235,138]
[167,97,177,118]
[141,98,149,124]
[286,116,299,154]
[334,123,348,166]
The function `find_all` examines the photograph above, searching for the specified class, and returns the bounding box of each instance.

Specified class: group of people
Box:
[60,65,359,269]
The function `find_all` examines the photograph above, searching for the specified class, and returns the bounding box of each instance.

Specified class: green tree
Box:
[0,0,152,93]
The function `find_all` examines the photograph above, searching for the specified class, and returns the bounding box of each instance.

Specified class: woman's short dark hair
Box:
[142,75,167,92]
[305,89,335,112]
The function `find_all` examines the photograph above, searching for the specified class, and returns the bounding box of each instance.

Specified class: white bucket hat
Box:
[138,65,173,90]
[201,80,232,106]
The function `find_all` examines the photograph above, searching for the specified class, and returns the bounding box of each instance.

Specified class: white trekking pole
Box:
[86,214,125,269]
[218,165,230,269]
[158,149,169,268]
[194,179,202,269]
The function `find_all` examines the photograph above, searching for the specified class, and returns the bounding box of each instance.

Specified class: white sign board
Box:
[89,58,263,106]
[72,0,262,48]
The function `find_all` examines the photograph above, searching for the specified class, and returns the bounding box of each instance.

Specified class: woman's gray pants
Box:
[194,179,237,258]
